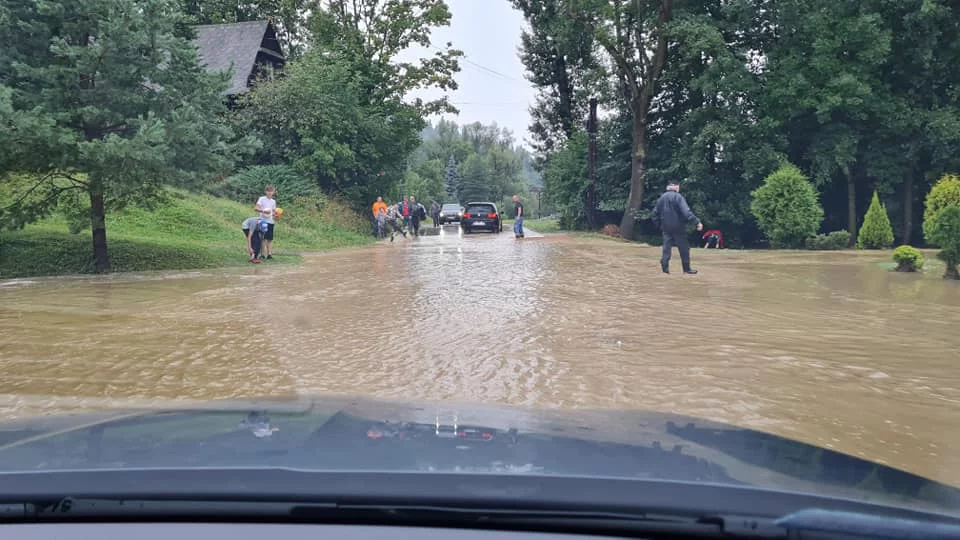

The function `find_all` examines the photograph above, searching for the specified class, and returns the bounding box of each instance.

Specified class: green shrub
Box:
[891,245,924,272]
[927,206,960,279]
[215,165,319,203]
[751,164,823,248]
[806,230,851,250]
[857,191,894,249]
[922,173,960,244]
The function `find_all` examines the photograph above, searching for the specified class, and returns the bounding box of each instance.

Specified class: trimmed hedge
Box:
[892,245,924,272]
[806,230,850,250]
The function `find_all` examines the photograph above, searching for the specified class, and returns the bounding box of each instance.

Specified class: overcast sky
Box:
[400,0,537,147]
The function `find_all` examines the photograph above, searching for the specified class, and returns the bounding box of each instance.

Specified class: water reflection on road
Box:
[1,226,959,484]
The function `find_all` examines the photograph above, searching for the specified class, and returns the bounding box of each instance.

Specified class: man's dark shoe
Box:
[266,255,273,260]
[661,262,669,274]
[683,268,698,275]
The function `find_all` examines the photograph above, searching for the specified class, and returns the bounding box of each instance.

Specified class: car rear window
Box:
[467,205,495,214]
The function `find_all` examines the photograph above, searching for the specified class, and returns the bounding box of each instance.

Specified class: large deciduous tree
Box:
[1,0,244,272]
[235,0,462,206]
[307,0,462,118]
[761,0,891,245]
[234,51,423,204]
[583,0,675,240]
[512,0,596,155]
[864,0,960,245]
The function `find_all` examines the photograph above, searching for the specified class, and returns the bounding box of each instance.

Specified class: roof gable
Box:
[192,20,281,96]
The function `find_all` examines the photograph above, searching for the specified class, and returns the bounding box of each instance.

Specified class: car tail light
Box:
[487,212,497,218]
[463,212,471,218]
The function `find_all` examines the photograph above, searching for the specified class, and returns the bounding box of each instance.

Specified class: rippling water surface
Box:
[1,227,959,484]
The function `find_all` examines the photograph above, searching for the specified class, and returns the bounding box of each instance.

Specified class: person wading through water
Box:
[652,180,703,274]
[513,194,524,238]
[399,196,411,233]
[385,203,406,242]
[409,196,426,236]
[372,196,388,237]
[429,201,440,228]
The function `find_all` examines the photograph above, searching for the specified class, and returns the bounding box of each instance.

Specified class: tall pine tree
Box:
[444,156,460,202]
[1,0,245,272]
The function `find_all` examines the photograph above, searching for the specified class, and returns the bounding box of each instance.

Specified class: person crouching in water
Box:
[702,228,724,249]
[241,216,265,263]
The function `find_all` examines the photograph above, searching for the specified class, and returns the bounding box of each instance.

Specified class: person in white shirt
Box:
[254,185,277,260]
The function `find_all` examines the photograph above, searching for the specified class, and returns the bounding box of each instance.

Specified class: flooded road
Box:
[2,227,959,484]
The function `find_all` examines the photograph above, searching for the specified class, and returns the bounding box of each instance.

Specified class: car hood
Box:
[0,396,956,514]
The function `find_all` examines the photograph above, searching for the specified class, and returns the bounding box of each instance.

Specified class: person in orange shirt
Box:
[371,196,388,236]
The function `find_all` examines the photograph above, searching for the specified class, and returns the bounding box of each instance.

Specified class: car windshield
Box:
[1,0,959,525]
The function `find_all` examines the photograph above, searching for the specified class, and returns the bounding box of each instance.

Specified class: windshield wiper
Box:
[1,497,763,537]
[5,498,960,540]
[776,508,960,540]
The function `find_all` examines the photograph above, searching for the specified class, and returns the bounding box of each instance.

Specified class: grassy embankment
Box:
[502,217,562,233]
[0,190,372,278]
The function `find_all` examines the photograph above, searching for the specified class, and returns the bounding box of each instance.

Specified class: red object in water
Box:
[702,229,724,248]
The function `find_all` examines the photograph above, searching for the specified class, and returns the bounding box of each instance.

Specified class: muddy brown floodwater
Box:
[1,227,959,484]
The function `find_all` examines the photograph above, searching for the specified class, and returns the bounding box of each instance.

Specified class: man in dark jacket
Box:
[651,180,703,274]
[429,202,440,227]
[409,196,426,236]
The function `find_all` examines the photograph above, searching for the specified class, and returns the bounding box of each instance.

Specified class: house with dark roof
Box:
[192,20,285,98]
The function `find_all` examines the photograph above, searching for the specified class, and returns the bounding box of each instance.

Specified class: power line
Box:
[461,57,520,82]
[430,44,528,85]
[450,101,529,106]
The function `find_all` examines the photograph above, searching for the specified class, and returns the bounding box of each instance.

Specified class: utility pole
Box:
[586,97,598,229]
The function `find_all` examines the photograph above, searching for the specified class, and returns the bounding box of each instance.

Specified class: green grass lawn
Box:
[503,217,562,233]
[0,190,372,278]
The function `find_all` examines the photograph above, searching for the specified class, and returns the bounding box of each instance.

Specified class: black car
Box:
[438,203,462,224]
[461,202,502,233]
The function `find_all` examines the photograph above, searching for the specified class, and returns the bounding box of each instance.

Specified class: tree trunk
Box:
[619,114,646,240]
[902,173,914,245]
[585,97,598,229]
[554,54,574,138]
[89,179,110,273]
[846,174,857,246]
